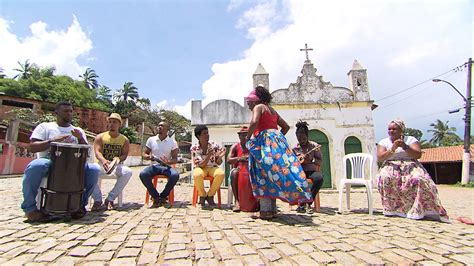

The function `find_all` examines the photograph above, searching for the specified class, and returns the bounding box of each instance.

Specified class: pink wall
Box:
[0,141,35,175]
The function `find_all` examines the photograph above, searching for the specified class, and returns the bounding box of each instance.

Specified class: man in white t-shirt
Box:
[139,121,179,208]
[22,102,101,222]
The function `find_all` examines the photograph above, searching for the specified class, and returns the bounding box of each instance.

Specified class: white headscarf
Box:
[390,119,406,132]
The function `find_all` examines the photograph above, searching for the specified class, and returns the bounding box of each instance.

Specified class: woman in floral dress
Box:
[245,85,313,219]
[377,119,449,222]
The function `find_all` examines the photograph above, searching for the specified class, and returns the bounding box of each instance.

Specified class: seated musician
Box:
[91,113,132,211]
[292,121,323,214]
[191,125,225,207]
[22,102,100,222]
[226,126,249,212]
[139,121,179,208]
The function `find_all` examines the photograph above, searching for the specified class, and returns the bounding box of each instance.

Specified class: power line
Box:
[374,63,467,102]
[376,71,458,111]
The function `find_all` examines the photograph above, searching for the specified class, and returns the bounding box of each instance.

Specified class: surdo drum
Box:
[40,142,90,215]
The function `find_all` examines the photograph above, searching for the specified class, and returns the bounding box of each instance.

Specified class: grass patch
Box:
[452,181,474,188]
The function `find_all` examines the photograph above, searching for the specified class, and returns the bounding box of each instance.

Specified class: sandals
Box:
[457,217,474,225]
[233,202,241,212]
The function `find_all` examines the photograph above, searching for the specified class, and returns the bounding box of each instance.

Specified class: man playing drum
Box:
[226,126,250,212]
[22,102,101,222]
[91,113,132,211]
[139,121,180,208]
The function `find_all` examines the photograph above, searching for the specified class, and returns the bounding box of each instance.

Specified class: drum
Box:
[237,165,258,212]
[40,142,90,214]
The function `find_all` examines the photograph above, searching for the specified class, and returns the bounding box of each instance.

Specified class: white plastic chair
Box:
[338,153,373,215]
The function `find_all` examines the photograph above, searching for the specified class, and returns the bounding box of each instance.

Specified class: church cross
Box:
[299,43,313,61]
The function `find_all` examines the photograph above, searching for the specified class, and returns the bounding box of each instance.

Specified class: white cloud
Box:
[198,0,471,139]
[0,15,92,78]
[156,100,168,108]
[174,100,193,119]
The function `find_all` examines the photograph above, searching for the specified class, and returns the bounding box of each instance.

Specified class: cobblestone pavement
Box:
[0,166,473,265]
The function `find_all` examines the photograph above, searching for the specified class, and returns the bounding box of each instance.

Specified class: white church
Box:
[191,48,377,188]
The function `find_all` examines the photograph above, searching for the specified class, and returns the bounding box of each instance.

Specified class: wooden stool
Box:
[192,175,222,208]
[145,175,174,205]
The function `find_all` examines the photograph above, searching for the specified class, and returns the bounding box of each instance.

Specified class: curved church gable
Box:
[191,99,251,125]
[272,61,354,104]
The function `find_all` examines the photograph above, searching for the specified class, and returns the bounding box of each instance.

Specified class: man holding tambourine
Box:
[91,113,132,211]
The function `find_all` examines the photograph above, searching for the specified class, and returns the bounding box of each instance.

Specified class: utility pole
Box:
[462,58,472,184]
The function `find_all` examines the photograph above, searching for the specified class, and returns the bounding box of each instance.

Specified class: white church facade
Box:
[191,54,377,188]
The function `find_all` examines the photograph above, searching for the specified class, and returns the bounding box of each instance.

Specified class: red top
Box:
[254,111,278,136]
[235,143,249,169]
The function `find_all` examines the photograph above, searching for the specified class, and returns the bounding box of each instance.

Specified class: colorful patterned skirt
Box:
[377,160,449,222]
[247,129,313,205]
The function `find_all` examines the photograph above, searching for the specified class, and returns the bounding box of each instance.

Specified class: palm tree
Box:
[0,67,5,79]
[13,60,34,80]
[113,81,139,102]
[428,119,461,146]
[79,68,99,89]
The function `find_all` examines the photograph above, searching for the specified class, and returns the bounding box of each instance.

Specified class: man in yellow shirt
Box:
[91,113,132,210]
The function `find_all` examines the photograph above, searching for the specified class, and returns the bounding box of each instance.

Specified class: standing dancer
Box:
[245,85,312,219]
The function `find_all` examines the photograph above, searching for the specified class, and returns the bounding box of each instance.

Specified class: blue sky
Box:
[0,0,472,141]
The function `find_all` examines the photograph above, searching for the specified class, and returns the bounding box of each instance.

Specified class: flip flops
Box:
[457,217,474,225]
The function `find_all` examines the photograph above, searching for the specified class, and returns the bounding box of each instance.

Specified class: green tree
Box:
[3,108,80,131]
[136,97,151,109]
[79,67,99,89]
[428,119,462,146]
[30,65,56,80]
[0,67,5,79]
[97,85,113,106]
[404,128,423,140]
[439,134,463,146]
[120,127,138,144]
[13,60,34,80]
[114,81,139,103]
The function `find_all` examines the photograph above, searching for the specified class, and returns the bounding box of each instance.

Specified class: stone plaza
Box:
[0,166,473,265]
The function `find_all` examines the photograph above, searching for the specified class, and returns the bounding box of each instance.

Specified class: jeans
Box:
[21,158,101,214]
[139,165,179,200]
[92,164,133,202]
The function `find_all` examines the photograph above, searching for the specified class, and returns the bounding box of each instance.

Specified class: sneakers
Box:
[91,201,104,212]
[206,196,217,207]
[199,196,207,206]
[71,207,87,220]
[150,197,162,208]
[150,197,169,208]
[296,204,306,213]
[25,210,49,223]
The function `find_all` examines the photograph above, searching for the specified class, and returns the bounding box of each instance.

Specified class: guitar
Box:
[297,144,321,164]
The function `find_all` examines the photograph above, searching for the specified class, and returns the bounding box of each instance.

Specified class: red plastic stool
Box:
[192,175,222,208]
[145,175,174,205]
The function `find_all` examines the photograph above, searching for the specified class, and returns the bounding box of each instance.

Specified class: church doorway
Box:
[344,136,363,178]
[308,130,332,188]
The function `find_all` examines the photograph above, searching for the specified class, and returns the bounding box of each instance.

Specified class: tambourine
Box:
[105,157,120,174]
